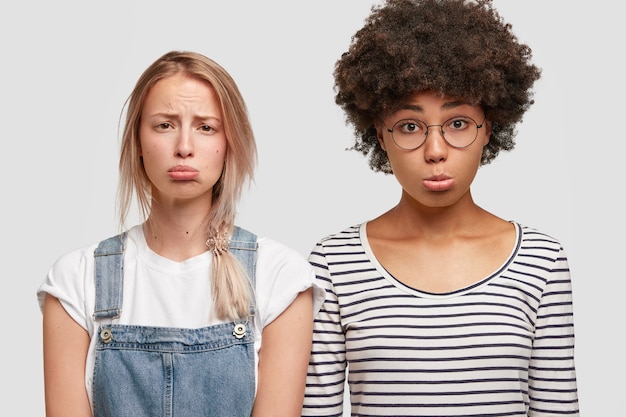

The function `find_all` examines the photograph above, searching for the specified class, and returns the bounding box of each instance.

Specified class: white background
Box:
[2,1,622,415]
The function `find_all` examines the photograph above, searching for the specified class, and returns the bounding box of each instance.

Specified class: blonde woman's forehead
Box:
[142,75,222,121]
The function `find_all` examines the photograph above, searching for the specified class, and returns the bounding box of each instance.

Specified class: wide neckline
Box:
[358,221,522,299]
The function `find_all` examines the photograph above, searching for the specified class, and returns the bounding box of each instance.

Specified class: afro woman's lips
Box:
[423,175,454,191]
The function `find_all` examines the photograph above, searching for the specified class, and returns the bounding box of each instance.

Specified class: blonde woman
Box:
[39,51,323,417]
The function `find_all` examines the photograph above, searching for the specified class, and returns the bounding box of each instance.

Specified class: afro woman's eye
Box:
[445,117,472,131]
[397,120,426,134]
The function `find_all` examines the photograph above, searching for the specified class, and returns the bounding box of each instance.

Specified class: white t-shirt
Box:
[38,224,325,404]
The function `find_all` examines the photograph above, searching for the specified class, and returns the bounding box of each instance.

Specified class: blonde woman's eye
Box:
[156,122,171,130]
[200,125,215,132]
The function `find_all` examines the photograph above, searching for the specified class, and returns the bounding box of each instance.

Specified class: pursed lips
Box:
[423,174,454,191]
[168,165,199,180]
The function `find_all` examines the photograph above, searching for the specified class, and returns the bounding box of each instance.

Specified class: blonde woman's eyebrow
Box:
[147,112,221,123]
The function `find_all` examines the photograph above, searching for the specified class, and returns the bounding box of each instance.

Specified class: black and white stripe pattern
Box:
[303,222,579,416]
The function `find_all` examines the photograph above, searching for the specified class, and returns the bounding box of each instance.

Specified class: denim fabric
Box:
[92,227,258,417]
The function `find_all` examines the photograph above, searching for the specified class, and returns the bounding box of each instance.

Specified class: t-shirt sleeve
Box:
[36,245,96,333]
[254,238,325,328]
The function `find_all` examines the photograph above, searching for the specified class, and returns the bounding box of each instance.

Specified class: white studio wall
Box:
[1,1,622,415]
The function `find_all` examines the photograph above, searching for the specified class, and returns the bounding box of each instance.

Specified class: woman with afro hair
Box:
[302,0,579,416]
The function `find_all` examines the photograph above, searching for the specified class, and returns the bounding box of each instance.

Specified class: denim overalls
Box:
[91,227,258,417]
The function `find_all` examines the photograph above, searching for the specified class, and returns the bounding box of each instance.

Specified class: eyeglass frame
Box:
[381,114,487,150]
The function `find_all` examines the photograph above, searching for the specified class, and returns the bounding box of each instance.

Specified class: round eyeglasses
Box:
[384,115,486,150]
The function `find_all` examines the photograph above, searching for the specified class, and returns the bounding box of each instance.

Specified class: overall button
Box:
[233,323,246,339]
[100,328,113,344]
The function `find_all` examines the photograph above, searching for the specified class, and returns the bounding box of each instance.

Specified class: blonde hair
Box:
[117,51,257,320]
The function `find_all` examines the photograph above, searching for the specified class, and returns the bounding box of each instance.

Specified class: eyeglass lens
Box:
[390,116,480,150]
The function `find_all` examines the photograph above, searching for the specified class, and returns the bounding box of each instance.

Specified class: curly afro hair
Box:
[335,0,541,173]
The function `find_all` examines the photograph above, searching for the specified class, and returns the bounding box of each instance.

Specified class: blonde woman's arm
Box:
[252,288,314,417]
[43,293,92,417]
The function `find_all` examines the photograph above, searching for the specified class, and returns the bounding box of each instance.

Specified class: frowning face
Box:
[139,74,227,207]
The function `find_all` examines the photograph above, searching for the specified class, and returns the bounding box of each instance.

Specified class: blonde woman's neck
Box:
[143,201,213,262]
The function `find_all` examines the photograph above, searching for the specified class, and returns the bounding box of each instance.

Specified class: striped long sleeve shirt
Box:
[303,222,579,416]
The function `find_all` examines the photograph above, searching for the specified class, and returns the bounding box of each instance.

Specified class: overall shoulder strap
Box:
[93,233,127,321]
[229,226,258,315]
